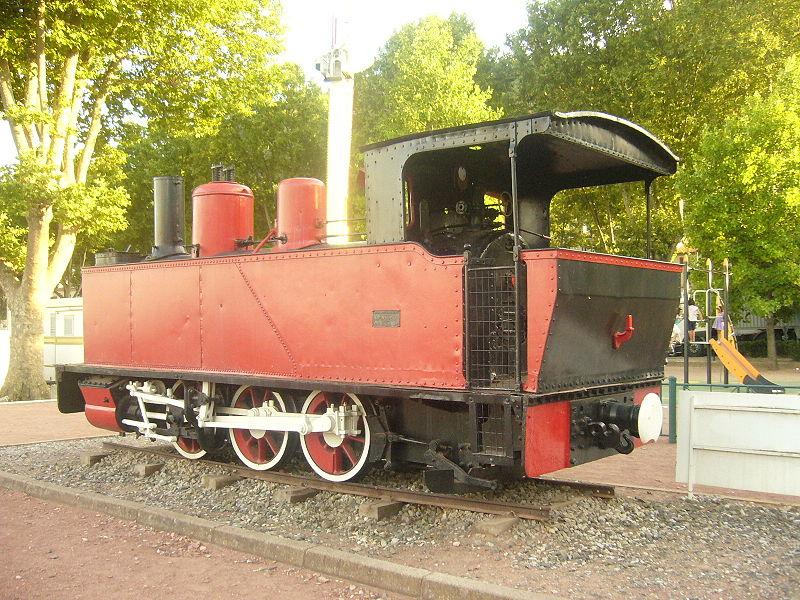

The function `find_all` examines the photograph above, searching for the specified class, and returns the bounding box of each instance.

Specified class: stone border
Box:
[0,470,553,600]
[0,434,110,449]
[0,398,56,405]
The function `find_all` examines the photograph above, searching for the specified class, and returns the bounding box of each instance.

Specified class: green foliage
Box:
[737,340,800,361]
[353,14,501,146]
[493,0,798,152]
[677,57,800,321]
[112,66,327,253]
[54,180,128,242]
[108,0,286,137]
[0,152,129,272]
[0,0,284,130]
[549,181,677,258]
[57,144,129,245]
[1,4,236,142]
[0,155,53,272]
[0,0,285,281]
[481,0,800,258]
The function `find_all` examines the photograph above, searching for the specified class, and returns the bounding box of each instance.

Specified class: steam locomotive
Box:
[58,112,680,491]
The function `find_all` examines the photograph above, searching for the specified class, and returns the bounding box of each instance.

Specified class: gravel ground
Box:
[1,436,798,599]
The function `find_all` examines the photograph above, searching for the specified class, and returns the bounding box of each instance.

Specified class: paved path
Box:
[0,487,394,600]
[0,401,107,446]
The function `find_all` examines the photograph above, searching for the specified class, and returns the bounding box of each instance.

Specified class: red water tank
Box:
[192,182,254,257]
[276,178,326,251]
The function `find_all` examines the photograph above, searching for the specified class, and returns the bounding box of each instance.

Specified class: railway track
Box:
[531,476,616,499]
[102,441,615,522]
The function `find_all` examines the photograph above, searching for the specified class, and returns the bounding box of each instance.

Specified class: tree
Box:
[547,182,677,259]
[353,14,501,146]
[480,0,800,257]
[0,0,283,400]
[677,57,800,367]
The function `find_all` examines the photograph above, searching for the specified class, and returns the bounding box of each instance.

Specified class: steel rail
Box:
[102,441,562,521]
[531,477,616,499]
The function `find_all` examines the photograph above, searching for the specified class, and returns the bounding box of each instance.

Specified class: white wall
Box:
[676,391,800,496]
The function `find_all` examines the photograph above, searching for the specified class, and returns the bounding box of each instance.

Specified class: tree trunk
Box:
[0,292,51,401]
[0,204,53,401]
[765,315,778,371]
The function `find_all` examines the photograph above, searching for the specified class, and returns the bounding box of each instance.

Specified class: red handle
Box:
[613,314,635,349]
[251,227,277,254]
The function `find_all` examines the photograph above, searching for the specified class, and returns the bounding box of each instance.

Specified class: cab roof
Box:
[362,111,678,184]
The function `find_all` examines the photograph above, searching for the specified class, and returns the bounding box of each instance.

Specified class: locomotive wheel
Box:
[169,380,207,460]
[299,391,372,482]
[229,385,296,471]
[174,436,206,459]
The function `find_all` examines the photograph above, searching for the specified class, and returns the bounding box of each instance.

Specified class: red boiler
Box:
[276,178,326,250]
[192,182,254,256]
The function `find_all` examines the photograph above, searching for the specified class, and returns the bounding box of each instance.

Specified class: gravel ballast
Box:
[1,436,798,599]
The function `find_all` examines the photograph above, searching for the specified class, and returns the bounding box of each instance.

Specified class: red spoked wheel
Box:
[299,391,372,482]
[174,436,206,459]
[228,385,295,471]
[169,380,207,460]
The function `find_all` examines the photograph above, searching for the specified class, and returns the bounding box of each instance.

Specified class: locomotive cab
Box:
[401,142,518,259]
[364,111,677,261]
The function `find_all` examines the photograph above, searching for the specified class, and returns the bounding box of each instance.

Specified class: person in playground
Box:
[712,303,726,341]
[687,299,702,342]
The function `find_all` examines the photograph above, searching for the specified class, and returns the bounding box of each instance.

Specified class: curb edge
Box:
[0,470,552,600]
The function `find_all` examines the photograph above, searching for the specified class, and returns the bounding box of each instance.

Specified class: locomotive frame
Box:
[58,111,680,491]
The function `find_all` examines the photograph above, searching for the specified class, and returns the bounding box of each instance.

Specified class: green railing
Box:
[663,376,800,443]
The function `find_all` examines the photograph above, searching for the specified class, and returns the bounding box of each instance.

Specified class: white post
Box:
[317,17,354,246]
[687,394,696,498]
[325,76,353,244]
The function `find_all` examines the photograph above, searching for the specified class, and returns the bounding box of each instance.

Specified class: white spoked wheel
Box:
[169,380,207,460]
[299,391,372,482]
[228,385,294,471]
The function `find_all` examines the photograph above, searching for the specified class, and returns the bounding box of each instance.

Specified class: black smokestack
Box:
[151,176,187,259]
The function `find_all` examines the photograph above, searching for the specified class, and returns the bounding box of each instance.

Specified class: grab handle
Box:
[613,314,635,349]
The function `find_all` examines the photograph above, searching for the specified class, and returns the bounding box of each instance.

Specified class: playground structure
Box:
[710,337,784,392]
[679,257,783,392]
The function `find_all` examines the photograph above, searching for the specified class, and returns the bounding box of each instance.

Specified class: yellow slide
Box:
[709,337,784,393]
